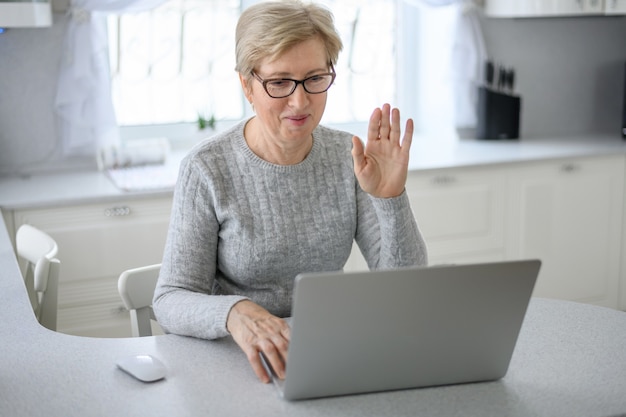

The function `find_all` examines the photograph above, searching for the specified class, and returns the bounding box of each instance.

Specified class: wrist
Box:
[226,299,252,334]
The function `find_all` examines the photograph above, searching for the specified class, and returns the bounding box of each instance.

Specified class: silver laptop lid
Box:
[277,259,540,401]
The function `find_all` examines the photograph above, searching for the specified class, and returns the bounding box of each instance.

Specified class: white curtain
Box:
[451,1,487,127]
[402,0,486,128]
[54,0,168,156]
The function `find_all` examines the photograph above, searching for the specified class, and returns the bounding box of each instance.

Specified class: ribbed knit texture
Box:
[153,119,428,339]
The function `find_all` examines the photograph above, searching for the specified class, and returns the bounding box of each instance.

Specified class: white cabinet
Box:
[346,154,626,310]
[11,197,172,337]
[605,0,626,13]
[485,0,616,17]
[344,166,507,271]
[506,155,625,309]
[405,167,506,265]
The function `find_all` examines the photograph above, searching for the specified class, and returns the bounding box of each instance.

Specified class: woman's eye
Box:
[268,80,290,88]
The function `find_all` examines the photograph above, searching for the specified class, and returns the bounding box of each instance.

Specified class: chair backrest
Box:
[16,224,61,331]
[118,263,161,337]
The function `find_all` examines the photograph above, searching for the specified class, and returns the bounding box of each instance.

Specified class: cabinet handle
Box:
[104,206,131,217]
[431,175,456,185]
[112,305,129,315]
[560,163,580,173]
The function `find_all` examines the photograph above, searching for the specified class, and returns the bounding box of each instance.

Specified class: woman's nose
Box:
[288,83,310,107]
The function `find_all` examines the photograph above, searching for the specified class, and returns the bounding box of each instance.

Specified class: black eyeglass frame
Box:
[250,65,336,99]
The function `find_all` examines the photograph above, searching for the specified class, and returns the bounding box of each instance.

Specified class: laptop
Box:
[262,259,541,401]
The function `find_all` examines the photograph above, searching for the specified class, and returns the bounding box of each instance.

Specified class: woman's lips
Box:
[286,115,309,125]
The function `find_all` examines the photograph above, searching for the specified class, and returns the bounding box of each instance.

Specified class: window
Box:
[108,0,460,142]
[108,0,242,126]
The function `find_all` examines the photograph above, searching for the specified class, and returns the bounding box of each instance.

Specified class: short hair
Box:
[235,0,343,79]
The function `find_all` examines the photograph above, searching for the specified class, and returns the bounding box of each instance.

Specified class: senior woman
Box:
[153,0,428,383]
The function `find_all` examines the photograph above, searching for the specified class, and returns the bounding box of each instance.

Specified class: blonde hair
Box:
[235,0,343,79]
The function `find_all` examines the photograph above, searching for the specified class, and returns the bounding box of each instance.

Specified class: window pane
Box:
[318,0,396,124]
[109,0,242,126]
[109,0,396,129]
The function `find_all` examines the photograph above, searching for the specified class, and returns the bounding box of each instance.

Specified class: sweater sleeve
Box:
[152,155,248,340]
[355,187,428,270]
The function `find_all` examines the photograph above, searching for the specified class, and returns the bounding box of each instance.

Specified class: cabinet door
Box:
[605,0,626,13]
[407,167,506,265]
[13,197,172,337]
[343,166,507,270]
[507,155,625,309]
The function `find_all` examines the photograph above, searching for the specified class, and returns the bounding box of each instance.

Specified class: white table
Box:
[1,218,626,417]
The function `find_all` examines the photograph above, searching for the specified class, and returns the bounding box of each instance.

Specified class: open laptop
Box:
[262,259,541,401]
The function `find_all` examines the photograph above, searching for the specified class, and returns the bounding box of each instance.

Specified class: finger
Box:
[390,107,402,145]
[280,320,291,342]
[367,108,382,142]
[246,347,272,383]
[379,103,391,140]
[401,118,414,154]
[351,136,366,174]
[260,341,286,380]
[270,330,290,364]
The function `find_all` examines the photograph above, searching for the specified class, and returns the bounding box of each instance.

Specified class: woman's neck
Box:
[244,118,313,165]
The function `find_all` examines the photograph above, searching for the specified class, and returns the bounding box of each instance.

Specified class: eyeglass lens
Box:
[263,74,335,98]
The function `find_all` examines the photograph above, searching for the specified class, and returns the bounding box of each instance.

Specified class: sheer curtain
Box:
[54,0,168,156]
[401,0,486,131]
[451,1,487,128]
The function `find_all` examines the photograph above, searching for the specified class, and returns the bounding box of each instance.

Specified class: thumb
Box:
[351,136,365,174]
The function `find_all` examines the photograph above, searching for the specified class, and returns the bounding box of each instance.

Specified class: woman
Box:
[153,0,428,383]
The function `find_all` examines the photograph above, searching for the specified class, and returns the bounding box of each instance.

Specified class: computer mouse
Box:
[116,354,166,382]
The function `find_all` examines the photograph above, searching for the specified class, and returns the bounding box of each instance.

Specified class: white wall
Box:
[0,13,86,176]
[478,14,626,138]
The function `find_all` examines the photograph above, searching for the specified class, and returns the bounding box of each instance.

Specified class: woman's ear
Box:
[239,73,253,104]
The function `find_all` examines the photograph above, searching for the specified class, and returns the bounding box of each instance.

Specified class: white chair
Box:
[118,263,161,337]
[16,224,61,331]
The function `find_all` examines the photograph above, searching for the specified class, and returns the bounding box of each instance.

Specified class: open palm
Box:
[352,103,414,198]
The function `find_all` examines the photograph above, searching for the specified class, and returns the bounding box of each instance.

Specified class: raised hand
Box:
[351,103,413,198]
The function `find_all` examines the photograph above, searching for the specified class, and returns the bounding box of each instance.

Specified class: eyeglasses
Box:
[251,66,336,99]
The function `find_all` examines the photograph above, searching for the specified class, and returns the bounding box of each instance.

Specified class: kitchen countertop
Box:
[407,133,626,170]
[1,133,625,211]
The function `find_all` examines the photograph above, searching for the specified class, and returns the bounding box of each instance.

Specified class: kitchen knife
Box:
[507,68,516,93]
[485,60,494,88]
[497,65,507,91]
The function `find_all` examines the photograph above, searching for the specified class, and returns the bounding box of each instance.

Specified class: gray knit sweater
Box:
[153,119,427,340]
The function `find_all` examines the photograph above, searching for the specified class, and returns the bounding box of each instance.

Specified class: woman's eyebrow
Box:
[263,67,330,78]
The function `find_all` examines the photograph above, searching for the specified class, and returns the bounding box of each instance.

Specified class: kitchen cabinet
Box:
[506,155,625,309]
[484,0,622,17]
[9,197,172,337]
[347,154,625,310]
[405,167,506,265]
[605,0,626,13]
[345,166,507,270]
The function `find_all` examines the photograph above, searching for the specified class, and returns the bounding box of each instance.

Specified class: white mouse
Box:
[116,354,166,382]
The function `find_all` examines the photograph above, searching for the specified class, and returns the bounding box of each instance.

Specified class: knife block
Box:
[476,87,521,140]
